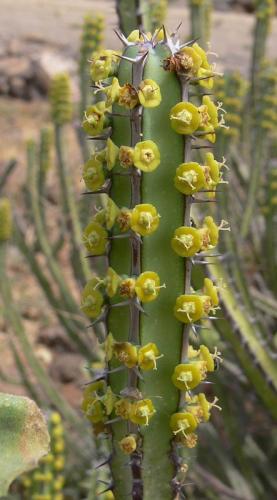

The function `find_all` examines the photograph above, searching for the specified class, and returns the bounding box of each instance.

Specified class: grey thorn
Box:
[152,26,163,46]
[114,54,138,64]
[133,299,148,315]
[86,309,108,328]
[178,37,200,50]
[107,233,132,240]
[139,31,150,44]
[171,21,183,41]
[114,29,135,47]
[162,25,176,54]
[82,181,112,196]
[105,416,122,425]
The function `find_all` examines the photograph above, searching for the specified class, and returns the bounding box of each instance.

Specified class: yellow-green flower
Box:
[202,96,219,128]
[106,138,119,170]
[119,146,134,168]
[186,392,221,422]
[133,140,161,172]
[83,101,106,136]
[199,215,223,249]
[204,152,220,186]
[105,267,122,298]
[178,46,202,76]
[103,197,120,230]
[192,42,210,69]
[90,49,120,81]
[118,83,139,109]
[198,96,219,142]
[170,411,198,437]
[199,344,215,372]
[104,332,115,362]
[174,294,204,323]
[172,362,205,391]
[170,102,200,135]
[130,203,160,236]
[113,341,138,368]
[174,162,206,194]
[129,399,155,426]
[135,271,164,303]
[83,158,105,191]
[197,67,214,90]
[81,278,104,318]
[203,277,219,306]
[82,380,107,423]
[102,386,117,415]
[171,226,202,257]
[138,79,161,108]
[102,77,120,106]
[82,221,107,255]
[138,343,163,370]
[119,435,137,454]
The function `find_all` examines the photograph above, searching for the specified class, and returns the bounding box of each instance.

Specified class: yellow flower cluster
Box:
[164,42,216,89]
[104,333,163,370]
[171,216,230,258]
[82,379,156,429]
[170,95,226,142]
[174,152,226,195]
[170,392,221,447]
[80,269,165,319]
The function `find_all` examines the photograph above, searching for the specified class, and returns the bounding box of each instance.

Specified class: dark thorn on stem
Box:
[192,144,214,150]
[95,455,113,469]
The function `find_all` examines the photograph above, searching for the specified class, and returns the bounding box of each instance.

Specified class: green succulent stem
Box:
[189,0,212,49]
[115,0,167,35]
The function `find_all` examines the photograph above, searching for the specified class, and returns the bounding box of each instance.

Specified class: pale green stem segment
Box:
[0,393,50,496]
[140,45,184,500]
[115,0,167,35]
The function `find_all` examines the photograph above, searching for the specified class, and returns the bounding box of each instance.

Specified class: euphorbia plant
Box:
[81,27,227,499]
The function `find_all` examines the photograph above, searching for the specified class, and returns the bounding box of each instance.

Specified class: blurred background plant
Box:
[0,0,276,498]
